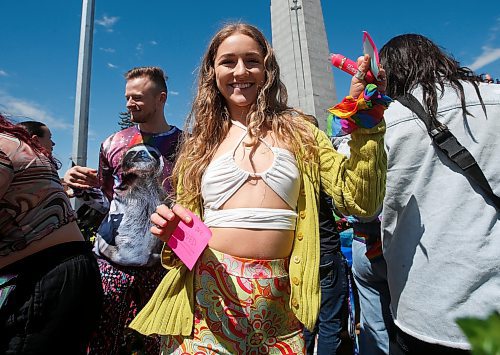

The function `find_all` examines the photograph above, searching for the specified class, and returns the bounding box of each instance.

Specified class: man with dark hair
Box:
[64,66,182,354]
[17,120,55,154]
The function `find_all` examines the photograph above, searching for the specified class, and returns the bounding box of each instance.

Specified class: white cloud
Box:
[0,70,8,77]
[149,40,158,46]
[169,91,179,96]
[468,47,500,71]
[88,129,99,141]
[107,63,118,69]
[136,43,144,56]
[487,17,500,42]
[0,91,71,130]
[99,47,116,53]
[95,15,119,32]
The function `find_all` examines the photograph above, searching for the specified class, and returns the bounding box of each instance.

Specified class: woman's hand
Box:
[150,203,193,242]
[349,54,387,98]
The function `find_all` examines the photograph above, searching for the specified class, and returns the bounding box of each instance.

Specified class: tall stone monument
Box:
[270,0,336,130]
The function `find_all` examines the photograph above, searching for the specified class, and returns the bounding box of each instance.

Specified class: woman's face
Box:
[37,125,55,154]
[214,33,265,120]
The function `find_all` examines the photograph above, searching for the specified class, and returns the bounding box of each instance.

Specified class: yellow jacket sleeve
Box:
[129,172,202,336]
[128,264,194,336]
[313,121,386,217]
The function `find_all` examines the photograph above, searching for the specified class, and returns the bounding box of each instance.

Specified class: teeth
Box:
[232,83,252,89]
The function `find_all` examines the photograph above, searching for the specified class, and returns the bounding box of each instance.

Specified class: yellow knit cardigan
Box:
[129,121,386,336]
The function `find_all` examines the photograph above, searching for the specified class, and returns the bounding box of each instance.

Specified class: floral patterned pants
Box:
[162,248,305,354]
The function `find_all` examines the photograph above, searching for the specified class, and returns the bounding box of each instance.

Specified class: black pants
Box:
[390,326,471,355]
[0,241,103,355]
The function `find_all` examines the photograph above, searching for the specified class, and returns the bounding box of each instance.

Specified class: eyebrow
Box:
[217,50,262,58]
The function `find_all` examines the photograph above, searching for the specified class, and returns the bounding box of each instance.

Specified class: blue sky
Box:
[1,0,499,171]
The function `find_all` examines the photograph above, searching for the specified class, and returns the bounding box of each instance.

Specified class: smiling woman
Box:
[130,22,388,355]
[214,33,265,119]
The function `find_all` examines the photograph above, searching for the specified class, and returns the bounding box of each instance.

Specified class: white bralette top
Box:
[201,120,300,230]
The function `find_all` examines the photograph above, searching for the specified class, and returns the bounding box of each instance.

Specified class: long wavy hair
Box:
[379,34,485,121]
[0,114,59,168]
[173,23,317,206]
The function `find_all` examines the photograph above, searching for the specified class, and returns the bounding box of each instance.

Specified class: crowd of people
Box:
[1,22,499,355]
[480,73,499,84]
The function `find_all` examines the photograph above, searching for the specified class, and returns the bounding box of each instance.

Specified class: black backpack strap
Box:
[398,94,500,210]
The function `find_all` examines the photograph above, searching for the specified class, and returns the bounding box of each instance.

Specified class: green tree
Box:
[457,312,500,355]
[118,111,134,130]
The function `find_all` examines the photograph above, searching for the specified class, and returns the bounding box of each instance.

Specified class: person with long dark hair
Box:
[379,34,500,354]
[0,114,103,354]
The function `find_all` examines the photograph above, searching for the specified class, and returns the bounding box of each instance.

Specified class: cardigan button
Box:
[297,232,303,241]
[300,188,306,196]
[291,298,299,307]
[293,256,301,264]
[299,210,306,219]
[292,277,300,285]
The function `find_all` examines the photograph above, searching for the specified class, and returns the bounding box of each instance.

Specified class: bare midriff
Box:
[0,221,85,270]
[208,228,294,259]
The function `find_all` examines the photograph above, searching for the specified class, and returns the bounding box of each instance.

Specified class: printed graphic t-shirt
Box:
[94,125,182,267]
